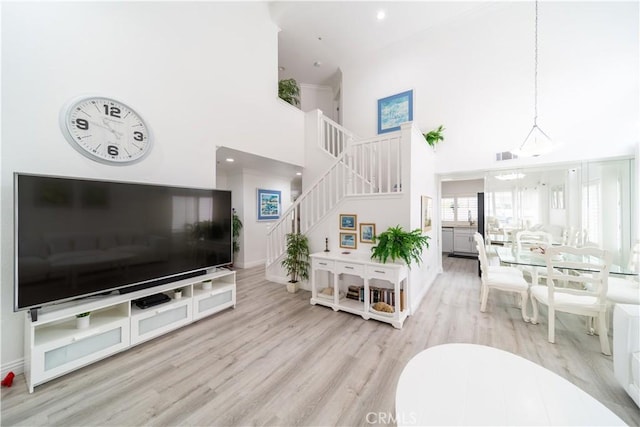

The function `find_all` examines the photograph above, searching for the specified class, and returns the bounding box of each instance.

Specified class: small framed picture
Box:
[359,223,376,243]
[257,188,281,221]
[339,214,357,230]
[377,90,414,134]
[421,196,433,232]
[340,232,357,249]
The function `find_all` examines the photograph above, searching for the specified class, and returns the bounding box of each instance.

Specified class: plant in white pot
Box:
[281,232,310,293]
[76,312,91,329]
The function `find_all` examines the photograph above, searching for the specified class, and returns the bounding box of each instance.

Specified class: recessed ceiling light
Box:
[296,172,302,176]
[225,158,234,162]
[313,61,322,67]
[278,66,285,71]
[377,10,386,20]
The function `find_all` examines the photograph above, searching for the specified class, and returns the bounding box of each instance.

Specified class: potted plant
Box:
[423,125,445,150]
[76,312,91,329]
[370,226,430,267]
[173,288,183,299]
[281,232,310,293]
[278,78,300,107]
[232,208,243,262]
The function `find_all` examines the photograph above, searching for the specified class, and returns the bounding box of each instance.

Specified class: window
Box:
[441,195,478,223]
[582,181,600,243]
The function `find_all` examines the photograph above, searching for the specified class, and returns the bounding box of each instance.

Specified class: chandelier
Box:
[511,0,554,157]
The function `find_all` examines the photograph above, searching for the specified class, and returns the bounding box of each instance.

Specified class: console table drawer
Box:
[336,262,364,276]
[367,265,401,281]
[312,258,335,271]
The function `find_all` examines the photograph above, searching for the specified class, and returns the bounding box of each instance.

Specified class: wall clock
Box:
[59,95,152,165]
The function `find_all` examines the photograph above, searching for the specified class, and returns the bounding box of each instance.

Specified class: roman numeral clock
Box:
[60,96,152,164]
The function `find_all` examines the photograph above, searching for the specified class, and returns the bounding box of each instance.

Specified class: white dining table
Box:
[395,343,626,426]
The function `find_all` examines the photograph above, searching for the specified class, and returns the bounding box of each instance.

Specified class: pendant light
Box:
[511,0,554,157]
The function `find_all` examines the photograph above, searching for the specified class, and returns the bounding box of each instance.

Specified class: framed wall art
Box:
[377,89,413,134]
[339,214,357,230]
[257,188,281,221]
[421,195,433,232]
[359,223,376,243]
[340,232,357,249]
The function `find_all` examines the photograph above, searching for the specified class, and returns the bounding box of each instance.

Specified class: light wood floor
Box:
[2,258,639,426]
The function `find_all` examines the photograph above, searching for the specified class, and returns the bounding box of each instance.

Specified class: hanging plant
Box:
[371,226,430,267]
[423,125,445,148]
[278,78,301,107]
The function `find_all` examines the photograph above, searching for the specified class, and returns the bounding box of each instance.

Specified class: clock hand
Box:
[100,118,123,140]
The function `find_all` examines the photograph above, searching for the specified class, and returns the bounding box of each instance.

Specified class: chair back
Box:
[544,245,612,305]
[516,230,553,251]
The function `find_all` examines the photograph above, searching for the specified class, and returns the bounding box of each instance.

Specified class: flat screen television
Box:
[14,173,232,311]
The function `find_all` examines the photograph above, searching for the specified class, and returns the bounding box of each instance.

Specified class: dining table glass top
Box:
[493,246,636,276]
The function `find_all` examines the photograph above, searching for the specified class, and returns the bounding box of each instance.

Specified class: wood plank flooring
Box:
[2,257,639,426]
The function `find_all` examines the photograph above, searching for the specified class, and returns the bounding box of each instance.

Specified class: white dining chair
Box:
[516,230,554,285]
[474,233,530,322]
[530,245,612,355]
[474,233,523,277]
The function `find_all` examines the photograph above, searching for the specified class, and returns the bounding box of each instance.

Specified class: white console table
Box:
[309,252,409,329]
[23,268,235,393]
[396,344,625,426]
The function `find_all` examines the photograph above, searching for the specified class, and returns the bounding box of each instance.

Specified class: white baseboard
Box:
[235,258,266,269]
[2,358,24,378]
[265,274,311,291]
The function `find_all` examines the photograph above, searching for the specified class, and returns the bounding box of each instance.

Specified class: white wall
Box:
[442,179,484,197]
[1,2,303,373]
[218,170,293,269]
[300,84,336,122]
[341,1,639,173]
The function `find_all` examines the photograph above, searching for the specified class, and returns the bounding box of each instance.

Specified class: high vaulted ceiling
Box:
[270,1,496,87]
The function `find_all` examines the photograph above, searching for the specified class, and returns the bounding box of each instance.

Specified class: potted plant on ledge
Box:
[281,232,310,293]
[278,78,301,107]
[370,226,430,267]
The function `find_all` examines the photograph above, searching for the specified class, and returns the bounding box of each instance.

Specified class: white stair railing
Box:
[319,115,358,158]
[266,132,402,267]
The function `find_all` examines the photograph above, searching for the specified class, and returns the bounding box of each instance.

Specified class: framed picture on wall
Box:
[377,90,413,134]
[421,196,433,232]
[340,232,357,249]
[257,188,281,221]
[359,223,376,243]
[339,214,357,230]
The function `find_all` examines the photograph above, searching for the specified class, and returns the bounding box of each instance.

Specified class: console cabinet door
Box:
[130,299,193,345]
[193,286,236,321]
[30,318,130,389]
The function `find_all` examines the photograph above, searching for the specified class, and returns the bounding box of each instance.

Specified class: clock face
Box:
[60,96,152,164]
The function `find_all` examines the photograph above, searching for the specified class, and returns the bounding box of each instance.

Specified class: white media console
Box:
[23,268,236,393]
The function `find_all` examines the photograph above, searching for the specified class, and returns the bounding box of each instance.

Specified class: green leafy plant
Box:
[423,125,445,148]
[281,232,310,283]
[232,208,243,255]
[371,226,430,267]
[278,78,300,107]
[76,312,90,318]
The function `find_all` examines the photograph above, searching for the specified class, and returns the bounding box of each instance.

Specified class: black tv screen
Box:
[14,173,232,311]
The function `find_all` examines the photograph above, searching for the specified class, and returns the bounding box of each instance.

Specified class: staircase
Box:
[265,113,403,267]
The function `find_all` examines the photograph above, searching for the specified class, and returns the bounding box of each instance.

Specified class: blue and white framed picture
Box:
[377,90,413,134]
[257,188,281,221]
